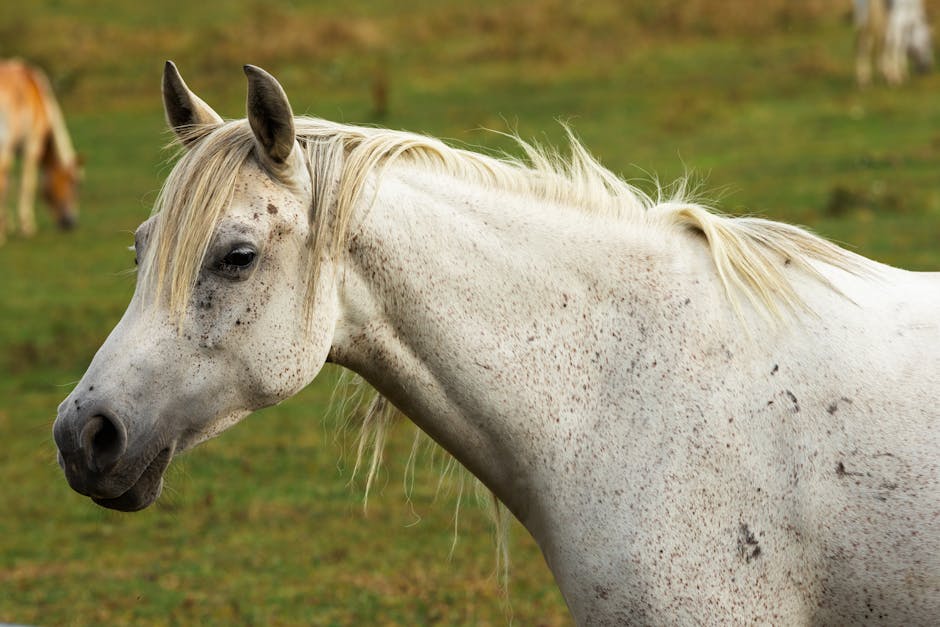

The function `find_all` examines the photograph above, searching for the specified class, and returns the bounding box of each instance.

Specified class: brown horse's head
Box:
[41,148,82,230]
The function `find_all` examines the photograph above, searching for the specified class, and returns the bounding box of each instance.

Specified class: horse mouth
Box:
[92,447,173,512]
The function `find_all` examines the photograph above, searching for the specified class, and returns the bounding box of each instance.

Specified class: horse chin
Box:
[92,447,172,512]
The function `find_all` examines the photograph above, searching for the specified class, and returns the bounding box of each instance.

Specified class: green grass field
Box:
[1,1,938,624]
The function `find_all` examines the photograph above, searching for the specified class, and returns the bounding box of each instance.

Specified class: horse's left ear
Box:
[244,65,296,166]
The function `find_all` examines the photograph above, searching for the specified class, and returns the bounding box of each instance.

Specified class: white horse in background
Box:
[53,63,939,624]
[855,0,934,85]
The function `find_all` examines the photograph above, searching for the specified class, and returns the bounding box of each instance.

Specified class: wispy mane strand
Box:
[296,117,870,322]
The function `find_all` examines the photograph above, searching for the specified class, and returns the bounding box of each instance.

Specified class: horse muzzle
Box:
[57,213,78,230]
[53,405,173,512]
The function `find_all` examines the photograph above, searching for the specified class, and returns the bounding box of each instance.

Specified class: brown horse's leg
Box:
[0,147,10,245]
[0,180,6,245]
[17,141,40,237]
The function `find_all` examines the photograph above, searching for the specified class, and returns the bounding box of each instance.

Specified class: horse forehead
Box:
[229,161,309,219]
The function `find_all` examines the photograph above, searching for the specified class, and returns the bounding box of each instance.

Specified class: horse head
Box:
[41,150,82,229]
[53,62,338,511]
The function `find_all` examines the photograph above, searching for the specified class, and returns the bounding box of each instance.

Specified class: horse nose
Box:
[58,213,77,230]
[55,411,127,475]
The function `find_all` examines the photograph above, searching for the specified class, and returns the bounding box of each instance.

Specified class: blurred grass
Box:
[1,1,939,625]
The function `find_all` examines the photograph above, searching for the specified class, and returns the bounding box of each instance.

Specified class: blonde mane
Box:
[142,116,869,321]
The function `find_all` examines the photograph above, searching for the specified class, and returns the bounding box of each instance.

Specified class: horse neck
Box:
[41,134,67,169]
[328,165,731,519]
[44,113,76,170]
[29,68,76,168]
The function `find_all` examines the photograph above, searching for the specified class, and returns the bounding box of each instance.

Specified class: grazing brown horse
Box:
[0,59,81,244]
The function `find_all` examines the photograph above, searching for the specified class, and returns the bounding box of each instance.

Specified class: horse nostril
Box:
[80,414,127,474]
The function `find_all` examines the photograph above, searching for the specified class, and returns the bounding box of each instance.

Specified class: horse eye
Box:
[220,246,257,269]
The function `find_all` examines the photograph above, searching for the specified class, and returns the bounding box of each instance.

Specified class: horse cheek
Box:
[236,288,334,410]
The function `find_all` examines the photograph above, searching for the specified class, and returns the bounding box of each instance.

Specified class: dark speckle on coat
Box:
[738,523,761,563]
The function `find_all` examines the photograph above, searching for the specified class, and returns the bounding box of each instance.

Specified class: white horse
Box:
[53,62,939,624]
[855,0,934,86]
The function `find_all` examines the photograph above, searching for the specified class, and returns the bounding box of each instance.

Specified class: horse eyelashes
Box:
[223,247,256,267]
[214,245,258,277]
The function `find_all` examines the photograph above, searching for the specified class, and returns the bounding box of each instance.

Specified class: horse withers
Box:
[0,59,81,244]
[53,63,939,624]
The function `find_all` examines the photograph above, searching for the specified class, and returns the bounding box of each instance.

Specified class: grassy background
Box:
[1,1,939,625]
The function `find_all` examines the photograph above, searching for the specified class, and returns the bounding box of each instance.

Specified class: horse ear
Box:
[244,64,296,166]
[162,61,223,145]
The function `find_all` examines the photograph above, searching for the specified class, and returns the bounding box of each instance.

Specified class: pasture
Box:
[2,1,939,624]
